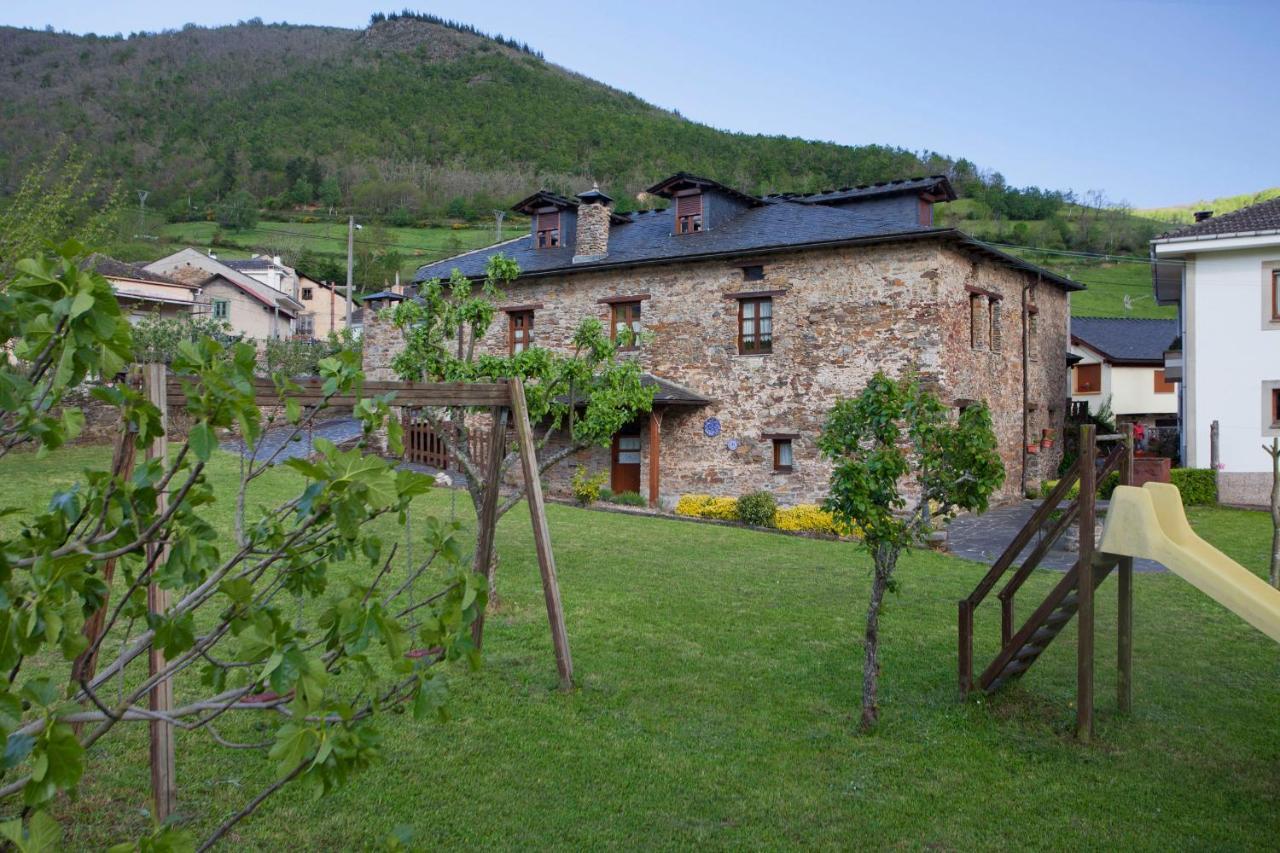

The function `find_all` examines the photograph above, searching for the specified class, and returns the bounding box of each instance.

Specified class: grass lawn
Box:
[2,447,1277,849]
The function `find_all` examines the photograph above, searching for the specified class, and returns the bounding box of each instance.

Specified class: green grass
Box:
[149,220,524,280]
[1000,252,1176,320]
[1139,187,1280,225]
[2,447,1278,848]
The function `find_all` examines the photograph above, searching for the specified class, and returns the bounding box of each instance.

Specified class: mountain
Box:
[1,14,1056,223]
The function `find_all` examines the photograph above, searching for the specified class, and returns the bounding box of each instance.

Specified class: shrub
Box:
[1171,468,1217,505]
[609,490,646,507]
[675,494,713,517]
[737,490,778,527]
[701,496,739,520]
[571,465,607,506]
[1038,470,1120,501]
[774,504,858,537]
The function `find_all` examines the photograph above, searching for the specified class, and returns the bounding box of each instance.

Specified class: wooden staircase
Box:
[958,424,1136,739]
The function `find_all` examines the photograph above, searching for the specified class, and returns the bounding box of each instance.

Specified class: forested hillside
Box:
[3,14,1079,225]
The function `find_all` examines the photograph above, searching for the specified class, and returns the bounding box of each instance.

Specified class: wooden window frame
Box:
[737,296,773,355]
[1075,362,1102,395]
[676,191,703,234]
[535,210,561,249]
[772,438,794,472]
[1272,270,1280,321]
[301,287,314,301]
[1273,388,1280,427]
[1153,369,1176,393]
[211,299,229,320]
[610,300,642,350]
[508,310,534,355]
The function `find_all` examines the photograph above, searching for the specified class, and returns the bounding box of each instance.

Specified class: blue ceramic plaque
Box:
[703,417,721,438]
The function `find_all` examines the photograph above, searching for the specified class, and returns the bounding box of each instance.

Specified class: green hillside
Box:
[1139,188,1280,225]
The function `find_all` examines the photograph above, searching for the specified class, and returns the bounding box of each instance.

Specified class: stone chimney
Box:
[1194,210,1213,222]
[573,183,613,264]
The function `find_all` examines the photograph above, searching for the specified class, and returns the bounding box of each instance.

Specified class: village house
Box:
[82,254,198,321]
[365,173,1079,507]
[1152,198,1280,506]
[1069,317,1179,446]
[144,248,302,340]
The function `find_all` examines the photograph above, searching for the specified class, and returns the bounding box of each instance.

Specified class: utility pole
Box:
[137,189,150,237]
[345,215,355,328]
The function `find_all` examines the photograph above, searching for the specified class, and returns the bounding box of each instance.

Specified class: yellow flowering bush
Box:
[774,504,860,537]
[675,494,714,517]
[701,496,739,520]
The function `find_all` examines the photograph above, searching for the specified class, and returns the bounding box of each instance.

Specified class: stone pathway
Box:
[220,417,364,465]
[946,500,1165,573]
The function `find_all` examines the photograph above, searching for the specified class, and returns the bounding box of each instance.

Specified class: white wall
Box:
[1067,344,1176,417]
[1177,245,1280,472]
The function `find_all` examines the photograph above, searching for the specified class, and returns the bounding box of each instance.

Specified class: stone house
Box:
[365,173,1078,507]
[82,254,198,321]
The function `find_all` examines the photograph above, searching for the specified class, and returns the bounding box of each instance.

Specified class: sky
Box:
[4,0,1277,207]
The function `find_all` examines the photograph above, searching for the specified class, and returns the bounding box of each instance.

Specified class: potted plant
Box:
[1041,428,1055,449]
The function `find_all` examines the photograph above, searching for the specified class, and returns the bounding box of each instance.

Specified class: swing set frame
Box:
[79,368,573,823]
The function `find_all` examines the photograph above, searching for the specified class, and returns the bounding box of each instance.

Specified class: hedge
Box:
[675,494,860,537]
[1039,468,1217,507]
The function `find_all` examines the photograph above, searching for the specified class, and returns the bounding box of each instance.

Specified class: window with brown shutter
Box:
[1075,363,1102,395]
[676,192,703,234]
[611,301,642,349]
[738,296,773,354]
[1153,369,1176,393]
[536,211,560,248]
[772,438,793,472]
[509,310,534,354]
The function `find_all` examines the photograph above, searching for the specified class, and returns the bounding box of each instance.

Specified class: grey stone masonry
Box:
[573,200,611,263]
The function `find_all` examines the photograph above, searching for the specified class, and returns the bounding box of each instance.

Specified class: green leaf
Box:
[69,289,95,319]
[60,408,85,442]
[188,422,216,462]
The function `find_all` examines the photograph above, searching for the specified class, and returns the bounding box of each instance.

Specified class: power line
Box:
[979,240,1183,266]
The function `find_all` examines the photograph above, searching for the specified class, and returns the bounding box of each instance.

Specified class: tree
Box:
[216,189,259,231]
[818,373,1004,730]
[388,256,654,599]
[0,244,486,847]
[1265,438,1279,588]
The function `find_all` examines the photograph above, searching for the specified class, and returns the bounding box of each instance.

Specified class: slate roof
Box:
[143,248,301,317]
[557,373,711,408]
[1155,197,1280,241]
[769,175,957,205]
[1071,317,1178,365]
[223,257,280,271]
[83,254,191,287]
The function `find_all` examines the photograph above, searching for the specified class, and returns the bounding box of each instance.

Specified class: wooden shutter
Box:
[676,193,702,218]
[537,212,559,232]
[1075,363,1101,394]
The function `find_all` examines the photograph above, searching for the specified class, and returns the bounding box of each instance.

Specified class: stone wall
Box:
[420,238,1075,506]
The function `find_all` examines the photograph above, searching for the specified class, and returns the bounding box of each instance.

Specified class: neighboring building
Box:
[144,248,302,340]
[294,274,353,340]
[1152,199,1280,506]
[1069,317,1178,427]
[82,254,198,321]
[366,173,1079,507]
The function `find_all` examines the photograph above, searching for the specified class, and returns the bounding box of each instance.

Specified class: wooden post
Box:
[1076,423,1096,742]
[470,405,509,650]
[648,409,662,508]
[508,379,574,690]
[1117,423,1135,714]
[957,600,973,697]
[1210,419,1220,473]
[142,363,176,820]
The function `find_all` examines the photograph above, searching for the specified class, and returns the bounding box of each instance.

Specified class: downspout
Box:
[1021,274,1038,497]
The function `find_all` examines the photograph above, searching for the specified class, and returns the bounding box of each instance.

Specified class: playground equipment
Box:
[958,423,1280,741]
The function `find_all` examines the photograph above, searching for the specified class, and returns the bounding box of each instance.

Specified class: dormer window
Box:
[676,191,703,234]
[536,211,561,248]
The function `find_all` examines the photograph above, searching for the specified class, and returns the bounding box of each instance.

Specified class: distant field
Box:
[153,220,525,280]
[1000,249,1176,320]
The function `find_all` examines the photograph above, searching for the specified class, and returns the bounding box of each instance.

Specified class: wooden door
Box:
[611,427,641,494]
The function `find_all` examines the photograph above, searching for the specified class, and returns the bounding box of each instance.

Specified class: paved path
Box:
[947,500,1164,573]
[220,417,364,464]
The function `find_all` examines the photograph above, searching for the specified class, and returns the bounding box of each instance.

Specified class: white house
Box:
[1069,317,1178,429]
[144,249,302,341]
[1152,199,1280,506]
[82,254,198,322]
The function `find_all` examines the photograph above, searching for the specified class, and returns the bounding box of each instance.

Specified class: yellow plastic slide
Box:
[1099,482,1280,644]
